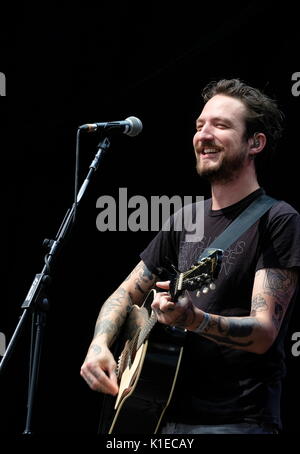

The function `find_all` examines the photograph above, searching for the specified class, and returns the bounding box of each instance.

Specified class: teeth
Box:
[203,148,219,154]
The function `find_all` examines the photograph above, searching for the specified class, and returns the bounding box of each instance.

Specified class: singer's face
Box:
[193,94,250,183]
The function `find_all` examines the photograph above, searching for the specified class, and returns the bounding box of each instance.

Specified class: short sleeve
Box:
[256,202,300,271]
[140,218,181,278]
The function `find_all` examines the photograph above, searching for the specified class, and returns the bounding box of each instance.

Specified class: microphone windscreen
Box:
[126,116,143,137]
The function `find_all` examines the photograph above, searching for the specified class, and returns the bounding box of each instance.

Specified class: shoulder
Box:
[266,199,300,227]
[260,199,300,246]
[269,199,300,217]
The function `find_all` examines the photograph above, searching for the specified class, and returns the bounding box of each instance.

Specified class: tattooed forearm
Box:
[196,313,260,350]
[90,344,102,355]
[98,287,132,319]
[217,316,257,337]
[85,344,102,360]
[91,262,157,347]
[92,286,133,345]
[202,333,253,348]
[94,318,122,340]
[192,269,298,353]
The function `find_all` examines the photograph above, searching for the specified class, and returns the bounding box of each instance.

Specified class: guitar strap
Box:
[198,193,278,261]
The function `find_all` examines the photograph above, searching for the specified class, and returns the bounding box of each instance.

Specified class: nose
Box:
[194,123,214,146]
[197,123,214,140]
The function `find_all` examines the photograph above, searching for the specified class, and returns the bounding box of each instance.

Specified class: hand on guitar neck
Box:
[151,281,200,331]
[151,249,223,330]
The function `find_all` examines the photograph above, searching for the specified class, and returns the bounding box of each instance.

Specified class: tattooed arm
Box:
[80,261,157,394]
[152,268,298,354]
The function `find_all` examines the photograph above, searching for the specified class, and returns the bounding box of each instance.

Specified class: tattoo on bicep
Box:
[263,269,297,305]
[272,302,284,330]
[250,293,268,316]
[264,269,298,330]
[141,264,155,281]
[134,263,156,294]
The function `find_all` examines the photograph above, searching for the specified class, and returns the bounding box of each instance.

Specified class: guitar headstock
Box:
[169,248,223,301]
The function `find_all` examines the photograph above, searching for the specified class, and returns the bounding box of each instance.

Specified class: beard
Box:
[196,148,248,184]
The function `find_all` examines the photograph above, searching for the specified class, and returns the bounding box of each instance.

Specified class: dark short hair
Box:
[202,78,284,155]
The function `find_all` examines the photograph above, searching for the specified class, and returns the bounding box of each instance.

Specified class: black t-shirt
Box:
[140,188,300,428]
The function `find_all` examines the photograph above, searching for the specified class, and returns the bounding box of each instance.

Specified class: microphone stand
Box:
[0,135,111,435]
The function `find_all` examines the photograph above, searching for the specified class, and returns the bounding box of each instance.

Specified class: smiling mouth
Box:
[201,147,222,155]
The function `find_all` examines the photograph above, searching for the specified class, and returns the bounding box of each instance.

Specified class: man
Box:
[80,79,300,434]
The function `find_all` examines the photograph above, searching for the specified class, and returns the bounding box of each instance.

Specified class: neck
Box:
[210,167,260,210]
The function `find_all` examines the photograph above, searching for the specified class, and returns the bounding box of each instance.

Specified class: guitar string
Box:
[118,311,157,375]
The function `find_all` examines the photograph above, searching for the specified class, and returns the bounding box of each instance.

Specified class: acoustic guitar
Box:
[99,248,223,434]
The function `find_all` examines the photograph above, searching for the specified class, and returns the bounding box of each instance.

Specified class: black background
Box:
[0,0,300,439]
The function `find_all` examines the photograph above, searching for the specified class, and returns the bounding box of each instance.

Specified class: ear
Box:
[248,132,267,156]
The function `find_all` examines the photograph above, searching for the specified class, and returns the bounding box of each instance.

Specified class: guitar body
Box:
[99,290,186,434]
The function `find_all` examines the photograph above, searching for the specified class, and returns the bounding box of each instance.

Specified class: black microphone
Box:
[79,116,143,137]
